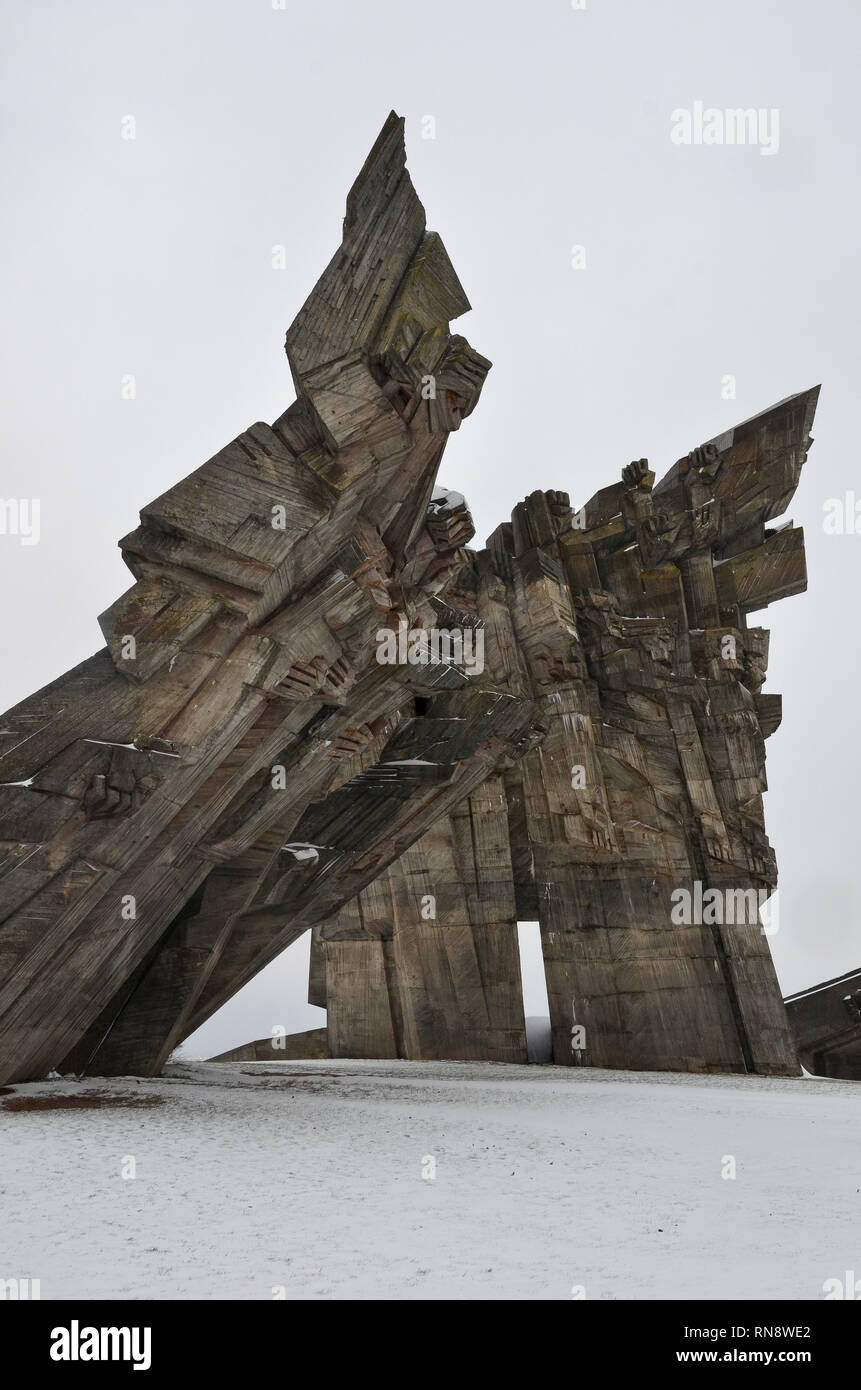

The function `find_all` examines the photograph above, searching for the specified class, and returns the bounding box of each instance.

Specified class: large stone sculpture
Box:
[316,388,819,1075]
[0,109,817,1084]
[0,114,540,1084]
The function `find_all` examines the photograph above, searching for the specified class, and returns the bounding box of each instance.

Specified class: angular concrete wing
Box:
[0,114,539,1085]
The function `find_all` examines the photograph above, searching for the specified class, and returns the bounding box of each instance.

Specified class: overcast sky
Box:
[1,0,859,1058]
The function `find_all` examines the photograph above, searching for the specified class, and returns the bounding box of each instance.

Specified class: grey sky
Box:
[2,0,858,1057]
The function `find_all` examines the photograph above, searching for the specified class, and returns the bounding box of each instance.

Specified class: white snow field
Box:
[1,1059,858,1301]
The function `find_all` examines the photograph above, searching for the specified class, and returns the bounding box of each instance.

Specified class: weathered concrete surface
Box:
[319,390,819,1075]
[207,1028,328,1063]
[0,110,818,1085]
[785,969,861,1080]
[0,114,540,1084]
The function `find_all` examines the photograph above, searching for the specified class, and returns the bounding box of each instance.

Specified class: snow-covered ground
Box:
[1,1060,858,1300]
